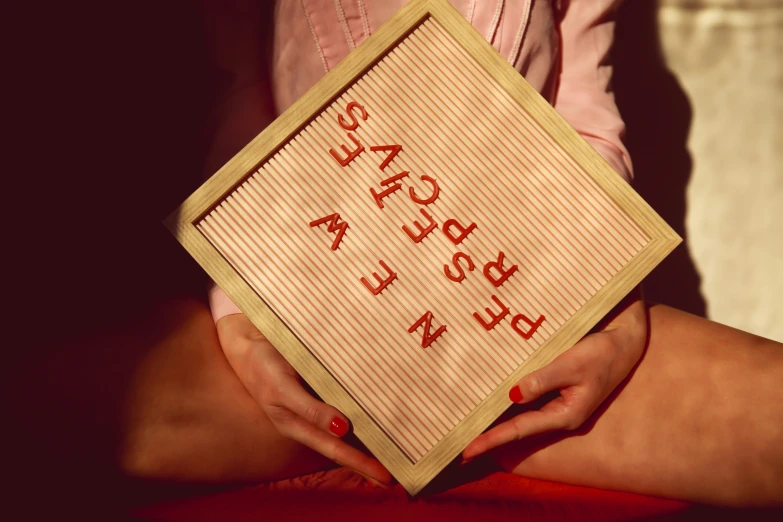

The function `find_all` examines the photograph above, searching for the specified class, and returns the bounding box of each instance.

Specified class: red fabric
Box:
[133,468,690,522]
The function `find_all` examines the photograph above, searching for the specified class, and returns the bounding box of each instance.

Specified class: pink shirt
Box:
[209,0,632,322]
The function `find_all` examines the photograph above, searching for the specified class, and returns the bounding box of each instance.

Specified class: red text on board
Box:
[308,101,546,349]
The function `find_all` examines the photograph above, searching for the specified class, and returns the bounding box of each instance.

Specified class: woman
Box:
[142,0,782,504]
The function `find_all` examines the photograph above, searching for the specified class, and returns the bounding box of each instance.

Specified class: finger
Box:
[275,375,352,437]
[278,413,393,486]
[509,351,581,405]
[462,407,570,460]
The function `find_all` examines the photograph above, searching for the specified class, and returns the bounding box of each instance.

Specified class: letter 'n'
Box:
[408,311,447,348]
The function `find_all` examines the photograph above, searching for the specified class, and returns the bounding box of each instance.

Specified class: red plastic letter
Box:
[511,314,546,340]
[370,144,402,171]
[337,101,368,131]
[444,252,475,282]
[483,252,518,288]
[329,133,364,167]
[407,311,447,349]
[361,260,397,296]
[409,175,440,205]
[309,213,349,251]
[402,208,437,243]
[370,171,411,209]
[473,295,510,331]
[443,218,477,245]
[370,183,402,209]
[380,170,409,186]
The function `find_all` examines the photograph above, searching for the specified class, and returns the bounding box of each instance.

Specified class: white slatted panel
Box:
[198,19,649,462]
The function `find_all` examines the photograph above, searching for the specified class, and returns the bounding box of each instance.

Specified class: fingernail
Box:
[330,417,349,437]
[509,385,523,403]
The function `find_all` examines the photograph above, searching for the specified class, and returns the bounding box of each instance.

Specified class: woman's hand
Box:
[462,289,647,461]
[216,313,393,486]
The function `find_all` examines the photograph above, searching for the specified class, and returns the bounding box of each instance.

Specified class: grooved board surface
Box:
[198,19,649,462]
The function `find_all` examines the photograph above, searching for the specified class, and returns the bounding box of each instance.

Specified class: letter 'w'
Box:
[309,213,348,251]
[408,311,447,349]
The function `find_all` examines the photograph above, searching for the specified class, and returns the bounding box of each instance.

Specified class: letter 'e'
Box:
[329,133,364,167]
[473,295,510,331]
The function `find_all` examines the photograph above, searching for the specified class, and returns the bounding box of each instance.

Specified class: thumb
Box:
[509,352,579,404]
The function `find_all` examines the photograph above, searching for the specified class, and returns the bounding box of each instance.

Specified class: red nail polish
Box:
[509,385,523,403]
[330,417,349,437]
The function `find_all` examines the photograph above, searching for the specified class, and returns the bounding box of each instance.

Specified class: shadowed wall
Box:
[615,0,782,341]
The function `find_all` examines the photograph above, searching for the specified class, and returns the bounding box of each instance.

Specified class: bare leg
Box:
[9,297,335,515]
[99,300,332,484]
[34,299,779,506]
[118,298,333,484]
[494,304,783,507]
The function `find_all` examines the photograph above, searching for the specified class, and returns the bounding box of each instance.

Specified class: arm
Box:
[553,0,633,183]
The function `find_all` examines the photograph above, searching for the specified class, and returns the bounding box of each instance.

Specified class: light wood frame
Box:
[165,0,681,495]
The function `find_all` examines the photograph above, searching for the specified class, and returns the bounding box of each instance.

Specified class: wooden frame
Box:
[165,0,680,495]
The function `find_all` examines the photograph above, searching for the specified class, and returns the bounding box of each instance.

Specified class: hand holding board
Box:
[166,0,680,494]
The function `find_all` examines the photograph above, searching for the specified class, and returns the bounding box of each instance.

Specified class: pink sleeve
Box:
[554,0,633,183]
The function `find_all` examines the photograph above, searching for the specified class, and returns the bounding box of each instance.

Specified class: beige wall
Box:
[615,0,782,341]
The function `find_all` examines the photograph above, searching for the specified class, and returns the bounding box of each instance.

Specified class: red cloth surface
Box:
[134,468,690,522]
